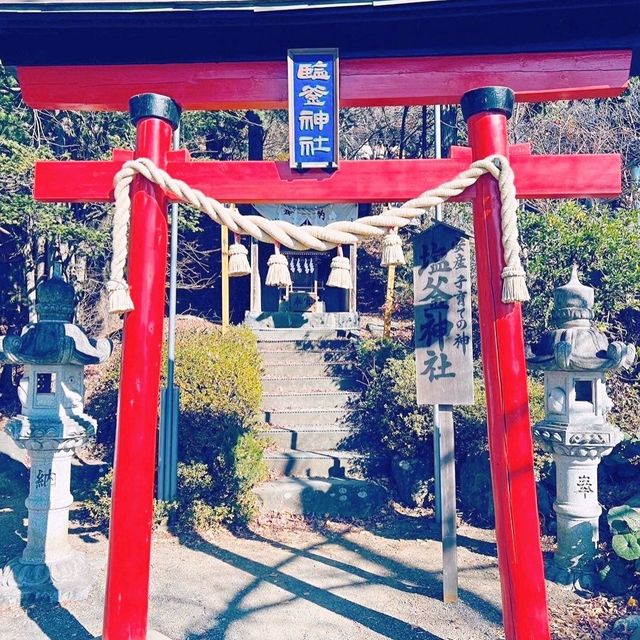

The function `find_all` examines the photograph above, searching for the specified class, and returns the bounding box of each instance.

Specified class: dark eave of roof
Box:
[0,0,449,11]
[1,0,640,75]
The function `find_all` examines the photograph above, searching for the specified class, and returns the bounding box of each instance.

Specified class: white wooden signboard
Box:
[414,222,474,406]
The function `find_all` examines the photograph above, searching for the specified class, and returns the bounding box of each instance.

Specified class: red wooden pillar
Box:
[462,87,550,640]
[103,94,180,640]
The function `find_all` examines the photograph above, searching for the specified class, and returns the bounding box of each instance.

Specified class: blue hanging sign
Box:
[288,48,339,170]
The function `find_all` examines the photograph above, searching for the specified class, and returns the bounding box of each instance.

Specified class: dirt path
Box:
[0,495,579,640]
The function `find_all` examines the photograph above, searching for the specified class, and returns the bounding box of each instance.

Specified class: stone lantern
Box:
[527,266,636,587]
[0,264,112,605]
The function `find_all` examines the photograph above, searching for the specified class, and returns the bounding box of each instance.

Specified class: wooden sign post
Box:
[414,221,474,604]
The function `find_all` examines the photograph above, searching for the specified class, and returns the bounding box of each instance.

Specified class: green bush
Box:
[84,468,115,529]
[454,376,547,525]
[346,339,432,480]
[348,338,549,524]
[85,320,267,531]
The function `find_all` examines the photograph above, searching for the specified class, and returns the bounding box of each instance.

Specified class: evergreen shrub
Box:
[85,320,266,531]
[346,338,431,479]
[348,338,547,524]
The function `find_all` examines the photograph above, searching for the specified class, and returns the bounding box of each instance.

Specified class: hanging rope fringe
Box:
[266,244,292,287]
[228,234,251,277]
[501,264,529,303]
[492,157,530,303]
[106,279,134,315]
[381,228,406,267]
[107,154,528,314]
[327,246,352,289]
[107,173,135,314]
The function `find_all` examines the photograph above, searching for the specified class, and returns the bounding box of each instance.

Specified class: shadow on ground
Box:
[2,444,503,640]
[0,452,95,640]
[178,509,503,640]
[20,603,94,640]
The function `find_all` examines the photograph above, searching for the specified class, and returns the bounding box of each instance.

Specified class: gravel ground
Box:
[0,490,578,640]
[0,428,579,640]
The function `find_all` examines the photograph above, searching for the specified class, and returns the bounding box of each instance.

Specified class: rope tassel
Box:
[107,170,135,315]
[501,265,530,304]
[266,244,292,287]
[493,157,530,304]
[107,280,134,315]
[327,246,352,290]
[228,234,251,277]
[381,229,406,267]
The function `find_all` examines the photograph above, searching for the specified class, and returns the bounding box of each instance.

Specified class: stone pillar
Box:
[250,237,261,315]
[349,244,357,314]
[553,454,601,575]
[1,438,91,604]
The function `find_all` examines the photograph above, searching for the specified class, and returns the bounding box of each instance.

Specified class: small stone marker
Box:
[414,222,474,406]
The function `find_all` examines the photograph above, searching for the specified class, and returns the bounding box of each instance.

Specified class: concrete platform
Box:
[246,312,359,332]
[257,338,353,352]
[259,349,350,365]
[264,408,353,427]
[261,375,359,394]
[254,477,388,518]
[261,424,351,450]
[264,362,353,378]
[262,391,357,411]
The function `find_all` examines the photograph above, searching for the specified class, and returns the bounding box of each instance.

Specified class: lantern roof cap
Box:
[36,263,76,322]
[552,265,594,326]
[527,265,636,373]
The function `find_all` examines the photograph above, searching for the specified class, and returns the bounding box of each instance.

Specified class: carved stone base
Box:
[0,553,92,606]
[545,557,599,593]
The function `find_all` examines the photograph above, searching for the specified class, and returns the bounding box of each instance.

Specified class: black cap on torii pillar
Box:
[460,86,515,121]
[129,93,182,129]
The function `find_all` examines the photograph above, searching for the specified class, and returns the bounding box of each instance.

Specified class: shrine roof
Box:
[0,0,640,75]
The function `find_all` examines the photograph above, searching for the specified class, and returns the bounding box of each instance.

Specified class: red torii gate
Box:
[24,52,625,640]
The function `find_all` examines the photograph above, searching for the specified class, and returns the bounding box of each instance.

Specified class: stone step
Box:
[261,376,359,393]
[259,349,350,365]
[261,424,351,450]
[264,362,354,378]
[262,391,357,412]
[254,477,388,518]
[257,338,353,353]
[264,449,356,478]
[253,328,356,342]
[264,407,351,427]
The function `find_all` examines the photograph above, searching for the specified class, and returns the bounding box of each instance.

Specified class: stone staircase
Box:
[253,329,387,518]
